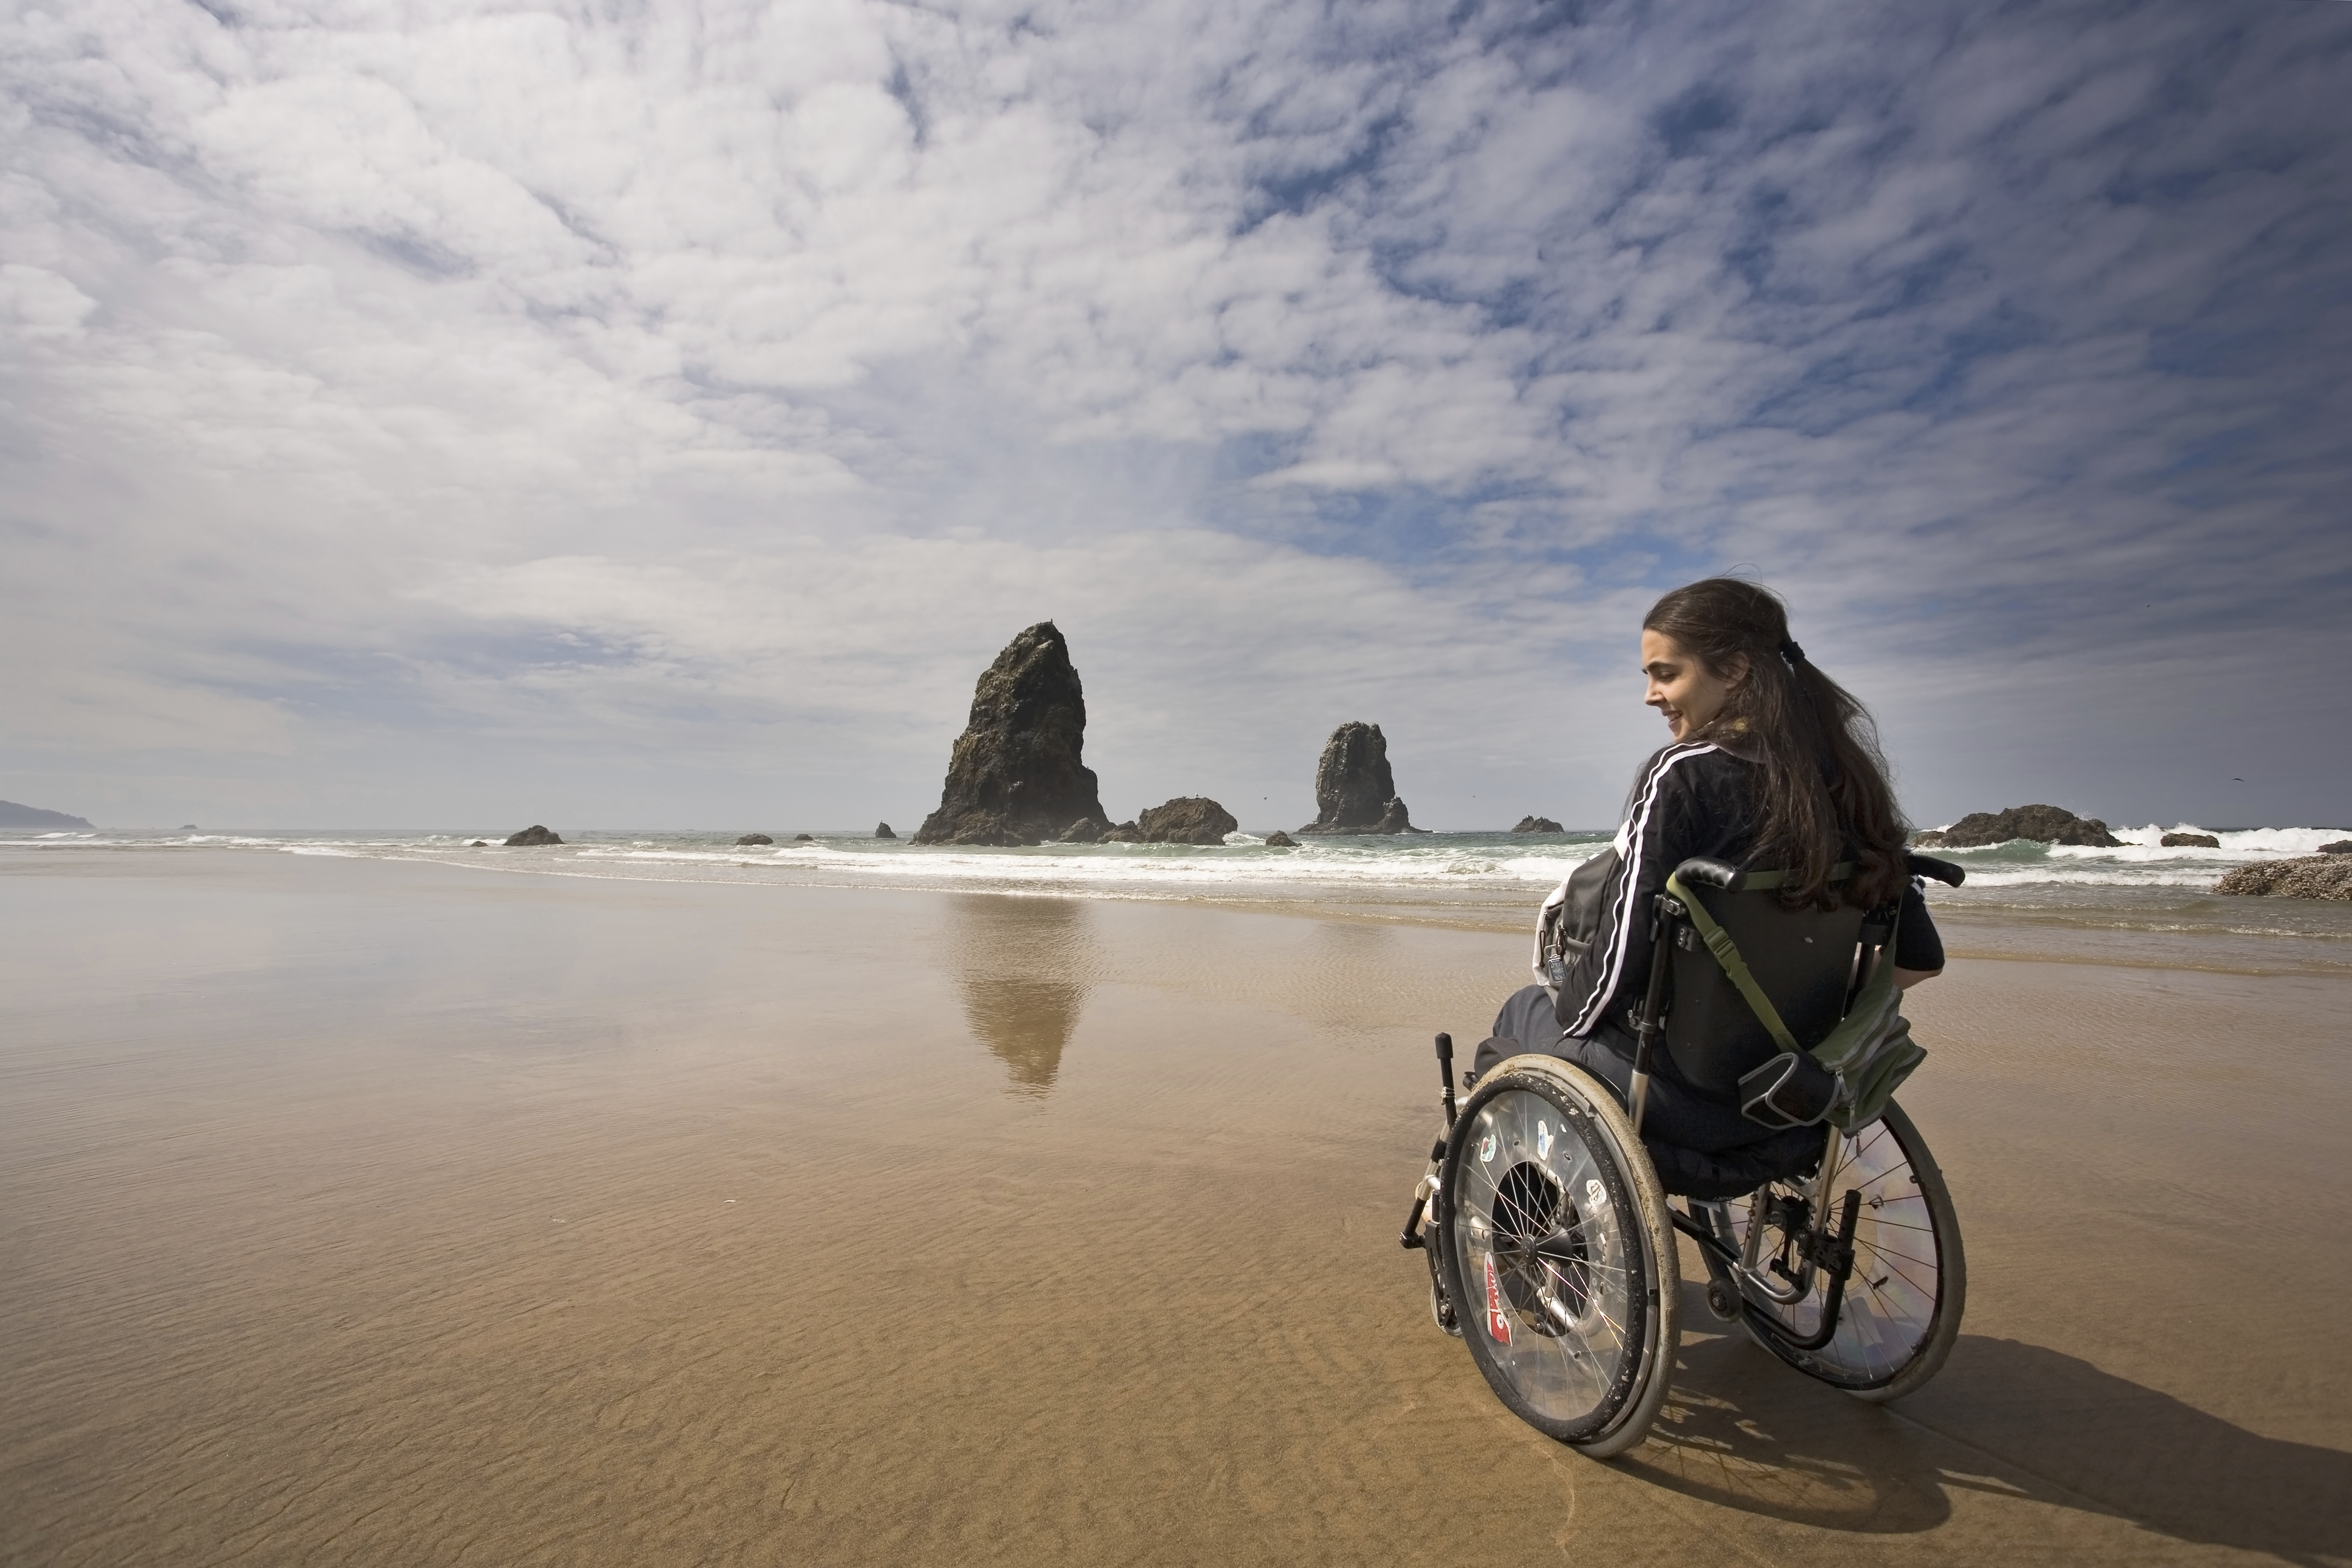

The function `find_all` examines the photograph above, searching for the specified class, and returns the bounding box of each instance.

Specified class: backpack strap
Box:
[1660,862,1857,1055]
[1663,871,1801,1054]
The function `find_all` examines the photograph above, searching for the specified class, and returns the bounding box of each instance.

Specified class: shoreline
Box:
[13,839,2348,979]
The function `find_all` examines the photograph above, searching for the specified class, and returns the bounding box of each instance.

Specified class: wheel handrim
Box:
[1723,1114,1942,1384]
[1448,1086,1644,1429]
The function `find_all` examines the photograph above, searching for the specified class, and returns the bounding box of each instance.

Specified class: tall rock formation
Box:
[914,623,1108,847]
[1298,722,1416,835]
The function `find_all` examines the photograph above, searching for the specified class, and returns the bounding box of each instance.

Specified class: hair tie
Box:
[1779,639,1805,663]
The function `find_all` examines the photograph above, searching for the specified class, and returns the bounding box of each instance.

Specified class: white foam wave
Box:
[561,838,1609,890]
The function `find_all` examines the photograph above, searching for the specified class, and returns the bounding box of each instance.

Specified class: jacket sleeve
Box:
[1553,744,1716,1038]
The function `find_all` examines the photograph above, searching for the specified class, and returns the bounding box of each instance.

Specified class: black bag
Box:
[1536,847,1619,992]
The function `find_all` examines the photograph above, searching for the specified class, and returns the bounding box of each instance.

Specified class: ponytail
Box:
[1642,579,1908,909]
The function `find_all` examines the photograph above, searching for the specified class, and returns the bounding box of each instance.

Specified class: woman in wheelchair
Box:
[1406,577,1968,1456]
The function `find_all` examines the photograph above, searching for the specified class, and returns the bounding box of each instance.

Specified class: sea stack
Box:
[875,822,897,840]
[1297,722,1415,835]
[1512,815,1564,834]
[1135,797,1238,845]
[504,824,562,846]
[1912,804,2120,849]
[913,623,1109,847]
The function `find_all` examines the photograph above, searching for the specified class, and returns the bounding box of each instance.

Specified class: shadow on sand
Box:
[1624,1290,2350,1563]
[950,895,1092,1096]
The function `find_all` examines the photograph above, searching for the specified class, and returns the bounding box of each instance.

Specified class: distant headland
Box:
[0,799,93,830]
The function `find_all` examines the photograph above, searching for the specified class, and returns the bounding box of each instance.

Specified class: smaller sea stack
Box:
[1913,805,2119,849]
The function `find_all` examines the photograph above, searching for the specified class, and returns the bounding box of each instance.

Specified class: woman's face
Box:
[1642,628,1742,740]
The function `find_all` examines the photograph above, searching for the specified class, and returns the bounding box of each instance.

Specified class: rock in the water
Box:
[0,799,95,830]
[1511,815,1564,834]
[2160,831,2221,849]
[2214,856,2352,901]
[793,833,814,842]
[505,824,562,846]
[1297,722,1415,835]
[1912,804,2120,849]
[468,840,488,847]
[874,822,897,840]
[1103,821,1143,843]
[2320,839,2352,855]
[1058,818,1104,844]
[737,833,774,845]
[913,623,1109,848]
[1263,830,1297,847]
[1135,797,1238,845]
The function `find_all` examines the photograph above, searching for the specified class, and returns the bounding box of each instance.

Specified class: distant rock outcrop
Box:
[505,824,562,846]
[1512,815,1564,834]
[914,623,1109,847]
[1913,804,2120,849]
[2215,856,2352,901]
[793,834,814,842]
[737,833,774,845]
[1135,797,1238,845]
[1263,830,1297,847]
[875,823,897,840]
[0,799,94,830]
[1298,722,1416,835]
[1058,818,1104,844]
[2160,832,2221,849]
[1103,821,1142,843]
[2320,839,2352,855]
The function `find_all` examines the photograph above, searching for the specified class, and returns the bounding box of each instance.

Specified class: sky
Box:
[3,0,2347,832]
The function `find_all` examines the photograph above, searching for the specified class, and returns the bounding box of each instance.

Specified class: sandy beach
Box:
[3,848,2346,1566]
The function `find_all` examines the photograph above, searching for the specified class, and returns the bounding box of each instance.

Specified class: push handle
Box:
[1435,1032,1458,1127]
[1905,851,1966,887]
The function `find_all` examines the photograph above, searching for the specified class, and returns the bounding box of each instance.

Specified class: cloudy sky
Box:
[4,0,2347,832]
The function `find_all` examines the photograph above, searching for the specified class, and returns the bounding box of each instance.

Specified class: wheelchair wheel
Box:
[1438,1058,1678,1457]
[1721,1099,1964,1401]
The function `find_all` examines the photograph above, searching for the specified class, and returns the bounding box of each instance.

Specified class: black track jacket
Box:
[1553,741,1764,1040]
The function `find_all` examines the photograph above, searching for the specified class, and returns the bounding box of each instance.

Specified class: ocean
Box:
[10,823,2348,955]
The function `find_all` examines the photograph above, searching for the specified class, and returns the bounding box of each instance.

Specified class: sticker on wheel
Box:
[1586,1178,1608,1212]
[1483,1252,1511,1344]
[1477,1132,1497,1164]
[1536,1120,1554,1159]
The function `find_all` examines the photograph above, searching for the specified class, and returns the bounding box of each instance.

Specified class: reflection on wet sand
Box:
[950,894,1091,1095]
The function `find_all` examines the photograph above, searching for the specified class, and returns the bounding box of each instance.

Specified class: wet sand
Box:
[2,850,2346,1566]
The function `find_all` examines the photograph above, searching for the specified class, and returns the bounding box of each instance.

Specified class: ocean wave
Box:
[558,837,1611,889]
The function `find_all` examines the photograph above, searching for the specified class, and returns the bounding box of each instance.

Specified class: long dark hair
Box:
[1643,578,1908,909]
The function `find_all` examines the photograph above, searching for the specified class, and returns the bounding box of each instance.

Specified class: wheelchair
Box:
[1400,852,1968,1457]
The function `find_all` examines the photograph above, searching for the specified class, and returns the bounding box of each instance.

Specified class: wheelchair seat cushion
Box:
[1643,1124,1823,1200]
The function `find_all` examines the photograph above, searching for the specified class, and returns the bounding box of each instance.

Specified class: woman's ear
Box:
[1724,652,1751,688]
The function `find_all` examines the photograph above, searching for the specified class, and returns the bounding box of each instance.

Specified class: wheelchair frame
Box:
[1401,851,1966,1437]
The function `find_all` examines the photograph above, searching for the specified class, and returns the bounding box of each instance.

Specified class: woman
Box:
[1481,578,1944,1192]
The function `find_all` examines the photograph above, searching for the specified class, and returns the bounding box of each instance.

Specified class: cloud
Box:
[2,0,2346,828]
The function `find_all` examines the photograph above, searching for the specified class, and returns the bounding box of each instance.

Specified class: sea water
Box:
[9,823,2348,950]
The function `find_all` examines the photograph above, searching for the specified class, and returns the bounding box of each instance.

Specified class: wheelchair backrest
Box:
[1661,876,1874,1097]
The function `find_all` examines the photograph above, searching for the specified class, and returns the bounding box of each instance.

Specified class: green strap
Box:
[1664,872,1801,1054]
[1724,862,1852,893]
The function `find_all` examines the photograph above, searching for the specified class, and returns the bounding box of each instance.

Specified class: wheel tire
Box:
[1437,1055,1679,1458]
[1735,1099,1965,1401]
